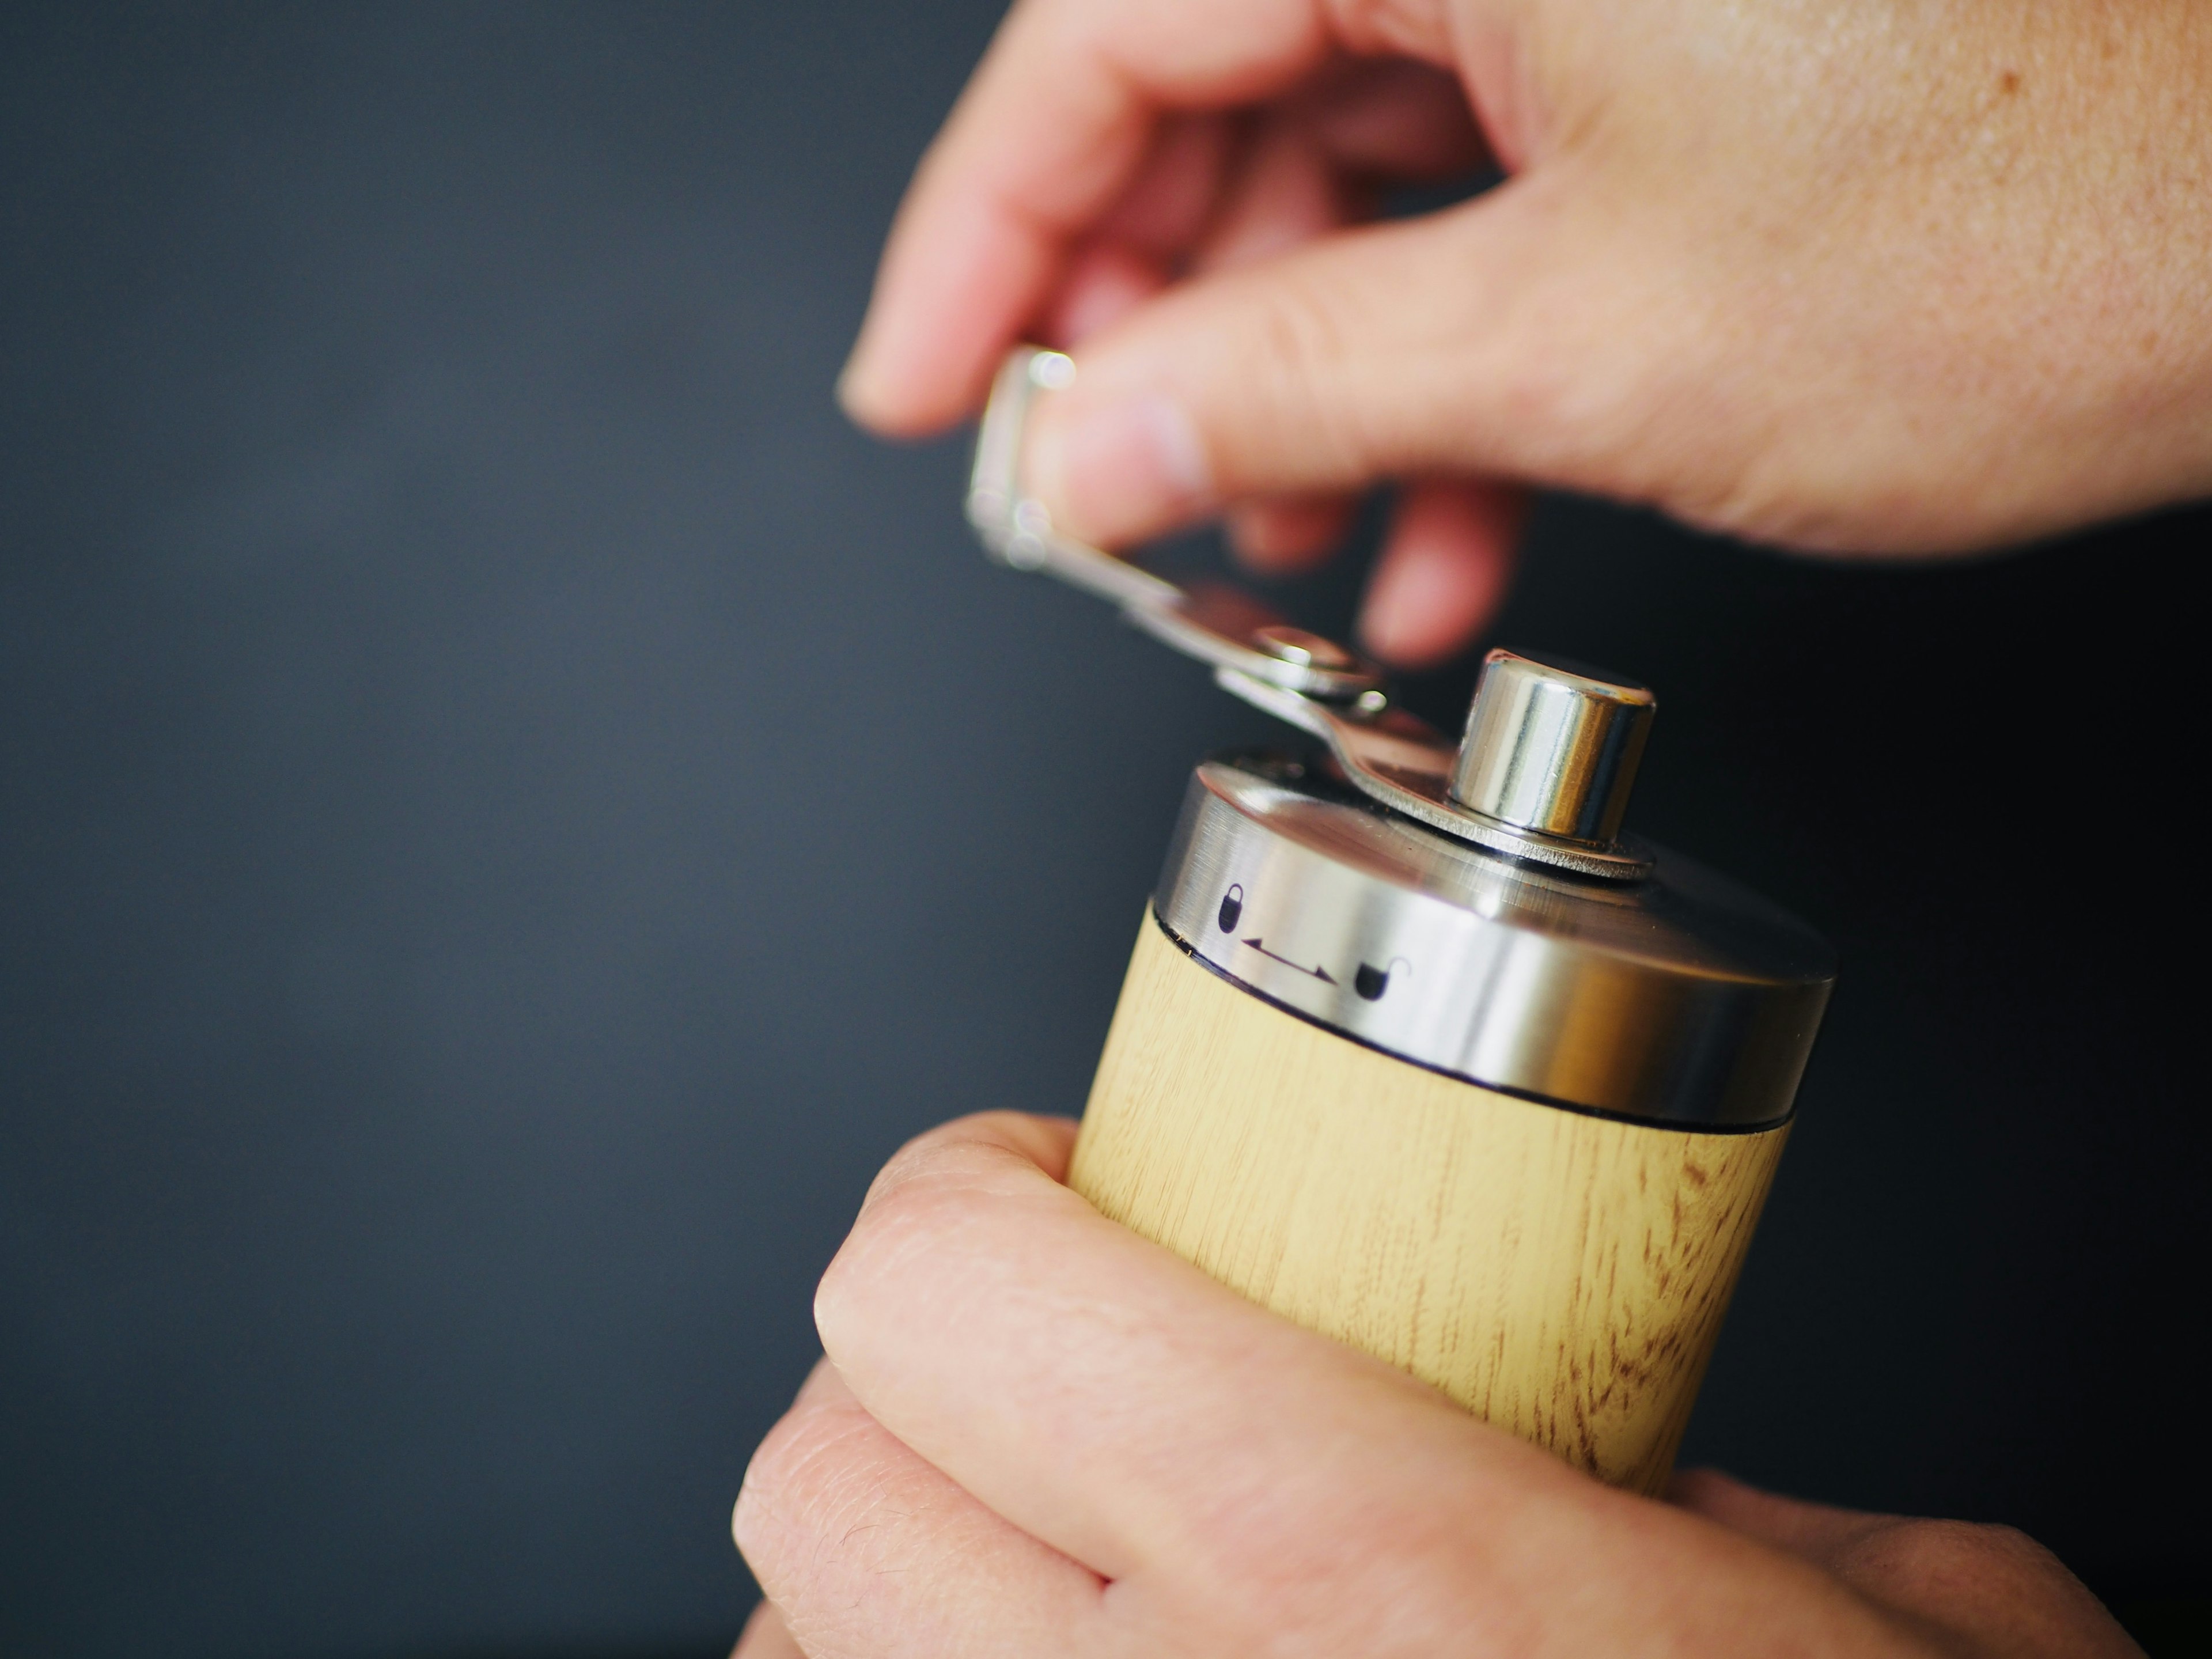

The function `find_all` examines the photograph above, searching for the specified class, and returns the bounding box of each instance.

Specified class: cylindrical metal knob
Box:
[1449,650,1656,846]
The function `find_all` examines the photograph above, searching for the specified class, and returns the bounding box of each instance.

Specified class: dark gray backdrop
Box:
[2,7,2202,1657]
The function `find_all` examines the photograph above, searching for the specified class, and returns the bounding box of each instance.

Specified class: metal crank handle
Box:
[964,344,1654,881]
[965,347,1395,692]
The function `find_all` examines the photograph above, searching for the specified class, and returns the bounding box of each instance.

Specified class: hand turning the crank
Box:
[838,0,2212,666]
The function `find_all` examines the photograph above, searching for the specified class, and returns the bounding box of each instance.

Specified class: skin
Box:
[732,1115,2141,1657]
[739,3,2203,1649]
[836,0,2212,664]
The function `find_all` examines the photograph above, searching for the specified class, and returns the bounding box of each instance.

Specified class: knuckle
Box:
[811,1211,911,1357]
[732,1399,881,1578]
[815,1111,1061,1357]
[865,1115,998,1203]
[1243,274,1379,479]
[862,1111,1044,1210]
[1255,272,1352,392]
[815,1134,995,1345]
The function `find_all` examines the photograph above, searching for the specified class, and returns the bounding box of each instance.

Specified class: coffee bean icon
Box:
[1355,957,1411,1002]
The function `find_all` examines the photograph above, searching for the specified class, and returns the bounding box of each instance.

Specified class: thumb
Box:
[1023,174,1664,547]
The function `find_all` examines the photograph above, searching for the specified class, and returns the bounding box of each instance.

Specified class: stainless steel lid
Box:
[1154,754,1834,1130]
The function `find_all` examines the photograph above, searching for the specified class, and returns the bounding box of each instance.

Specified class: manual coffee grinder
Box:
[969,347,1835,1494]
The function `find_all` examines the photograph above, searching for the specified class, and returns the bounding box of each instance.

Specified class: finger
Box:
[1670,1470,2139,1659]
[1044,242,1171,349]
[1062,81,1470,577]
[1666,1468,1896,1566]
[1155,66,1488,286]
[731,1599,806,1659]
[838,0,1459,434]
[734,1354,1104,1657]
[1041,113,1233,346]
[1061,75,1480,352]
[813,1111,1592,1593]
[1358,477,1526,666]
[1020,176,1647,546]
[1092,112,1238,256]
[1198,116,1365,574]
[1073,66,1482,346]
[1299,58,1490,180]
[1098,70,1480,277]
[1195,115,1347,272]
[1225,493,1357,572]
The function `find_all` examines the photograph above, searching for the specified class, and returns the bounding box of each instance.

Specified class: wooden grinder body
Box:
[1070,912,1790,1495]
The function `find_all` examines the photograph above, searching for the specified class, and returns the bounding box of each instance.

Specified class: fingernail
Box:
[1029,391,1212,543]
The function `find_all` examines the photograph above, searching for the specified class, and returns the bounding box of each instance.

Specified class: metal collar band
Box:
[1154,756,1835,1129]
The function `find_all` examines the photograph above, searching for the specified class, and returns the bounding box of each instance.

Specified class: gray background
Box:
[2,6,2202,1656]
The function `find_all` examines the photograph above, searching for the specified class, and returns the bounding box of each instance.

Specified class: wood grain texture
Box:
[1069,911,1790,1494]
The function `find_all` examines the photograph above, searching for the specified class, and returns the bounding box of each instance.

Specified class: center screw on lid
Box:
[1450,650,1656,847]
